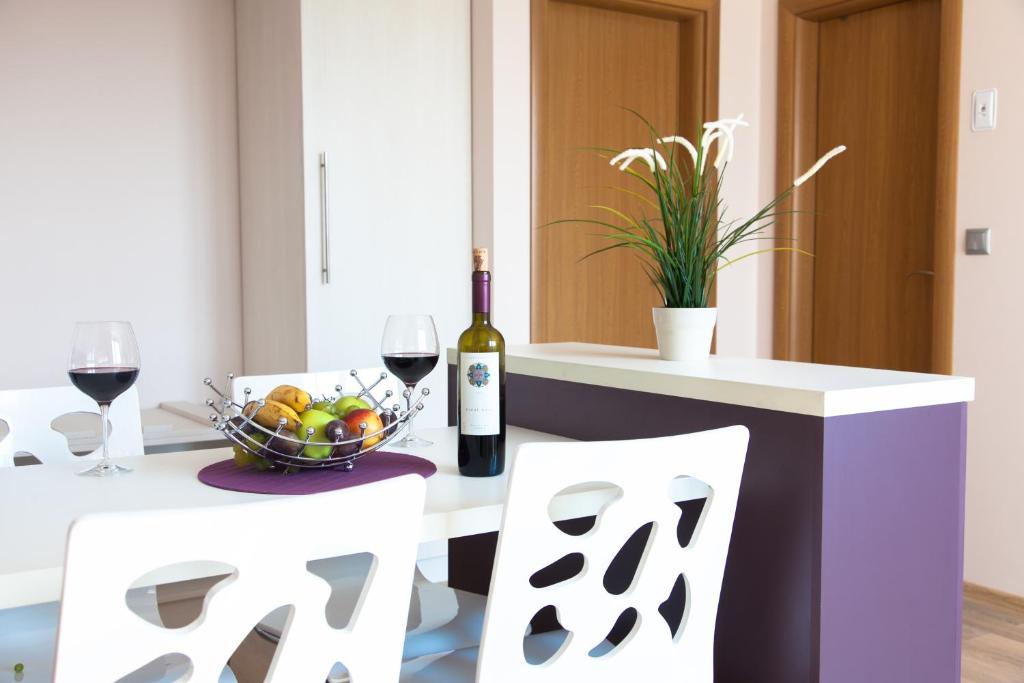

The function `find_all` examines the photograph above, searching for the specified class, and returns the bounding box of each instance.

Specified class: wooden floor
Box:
[963,584,1024,682]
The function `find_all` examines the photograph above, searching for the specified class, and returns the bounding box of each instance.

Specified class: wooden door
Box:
[531,0,717,347]
[774,0,960,373]
[813,0,939,372]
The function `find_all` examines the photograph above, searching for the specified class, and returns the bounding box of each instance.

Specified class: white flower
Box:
[657,135,699,167]
[644,114,750,178]
[609,147,667,173]
[793,145,847,187]
[701,114,748,172]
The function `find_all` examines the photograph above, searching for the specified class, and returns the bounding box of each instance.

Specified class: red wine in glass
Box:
[382,353,439,387]
[68,367,140,404]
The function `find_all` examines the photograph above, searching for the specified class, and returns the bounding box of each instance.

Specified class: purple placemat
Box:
[197,451,437,495]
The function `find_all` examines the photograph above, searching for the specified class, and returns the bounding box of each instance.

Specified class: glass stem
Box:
[405,385,416,439]
[99,402,111,468]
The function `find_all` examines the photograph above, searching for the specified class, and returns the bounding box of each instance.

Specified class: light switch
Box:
[972,89,997,131]
[965,228,991,255]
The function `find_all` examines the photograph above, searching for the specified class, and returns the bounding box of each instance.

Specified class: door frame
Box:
[772,0,962,373]
[529,0,721,343]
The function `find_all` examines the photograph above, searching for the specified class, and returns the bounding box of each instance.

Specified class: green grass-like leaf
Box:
[557,113,815,308]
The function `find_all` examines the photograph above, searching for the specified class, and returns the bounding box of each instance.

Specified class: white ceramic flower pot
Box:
[652,307,717,360]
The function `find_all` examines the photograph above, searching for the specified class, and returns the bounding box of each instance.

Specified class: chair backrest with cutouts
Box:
[231,368,405,412]
[0,385,143,467]
[53,473,427,682]
[477,426,749,683]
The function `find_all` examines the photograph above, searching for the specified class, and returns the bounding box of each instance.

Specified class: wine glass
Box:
[67,321,141,476]
[380,314,440,448]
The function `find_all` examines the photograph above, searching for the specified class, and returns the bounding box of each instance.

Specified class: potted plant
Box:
[557,114,845,360]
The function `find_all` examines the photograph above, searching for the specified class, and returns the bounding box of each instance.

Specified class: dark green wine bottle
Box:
[457,247,506,477]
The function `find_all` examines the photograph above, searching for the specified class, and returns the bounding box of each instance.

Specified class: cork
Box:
[472,247,489,272]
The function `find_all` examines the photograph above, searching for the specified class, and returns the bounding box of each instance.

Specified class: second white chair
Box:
[402,426,749,683]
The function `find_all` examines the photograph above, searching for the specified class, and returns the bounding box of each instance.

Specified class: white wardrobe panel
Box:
[300,0,471,427]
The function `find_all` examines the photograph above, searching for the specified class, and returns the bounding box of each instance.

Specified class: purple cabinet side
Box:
[819,403,967,683]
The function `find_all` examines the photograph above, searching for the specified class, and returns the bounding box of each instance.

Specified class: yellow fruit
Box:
[266,384,312,414]
[243,399,301,433]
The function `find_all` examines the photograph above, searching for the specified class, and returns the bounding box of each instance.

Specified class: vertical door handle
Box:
[319,152,330,285]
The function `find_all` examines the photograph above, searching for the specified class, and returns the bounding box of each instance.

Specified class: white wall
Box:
[715,0,777,357]
[0,0,242,407]
[471,0,532,343]
[955,0,1024,596]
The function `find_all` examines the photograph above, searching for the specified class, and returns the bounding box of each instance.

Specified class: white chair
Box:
[0,384,143,467]
[402,426,749,683]
[0,474,426,682]
[0,384,148,677]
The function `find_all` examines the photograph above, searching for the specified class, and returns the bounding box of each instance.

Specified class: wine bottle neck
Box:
[472,271,491,322]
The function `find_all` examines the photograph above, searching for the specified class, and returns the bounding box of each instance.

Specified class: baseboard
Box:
[964,581,1024,611]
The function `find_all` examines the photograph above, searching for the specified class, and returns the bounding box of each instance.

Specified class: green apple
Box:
[333,395,371,417]
[296,409,337,459]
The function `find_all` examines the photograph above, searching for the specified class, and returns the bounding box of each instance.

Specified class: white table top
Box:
[448,343,976,417]
[0,426,709,610]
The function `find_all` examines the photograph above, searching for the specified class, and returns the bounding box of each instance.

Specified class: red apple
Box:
[344,408,385,448]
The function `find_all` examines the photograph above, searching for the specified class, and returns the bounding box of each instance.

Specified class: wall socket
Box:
[972,89,997,131]
[965,228,992,255]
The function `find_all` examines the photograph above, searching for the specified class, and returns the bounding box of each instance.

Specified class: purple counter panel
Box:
[447,365,967,683]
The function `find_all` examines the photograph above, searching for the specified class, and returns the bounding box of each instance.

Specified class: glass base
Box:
[78,460,132,477]
[391,434,434,449]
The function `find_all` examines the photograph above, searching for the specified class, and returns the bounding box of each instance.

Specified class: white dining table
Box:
[0,425,710,611]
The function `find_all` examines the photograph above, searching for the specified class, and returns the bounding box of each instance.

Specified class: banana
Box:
[266,384,312,413]
[244,399,301,433]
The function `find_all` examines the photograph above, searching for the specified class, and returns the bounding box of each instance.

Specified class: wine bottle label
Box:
[460,352,500,436]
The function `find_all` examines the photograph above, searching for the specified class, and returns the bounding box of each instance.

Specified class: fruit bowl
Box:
[202,371,428,471]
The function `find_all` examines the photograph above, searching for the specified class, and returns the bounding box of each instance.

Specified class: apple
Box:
[296,409,337,459]
[333,395,371,417]
[344,408,385,448]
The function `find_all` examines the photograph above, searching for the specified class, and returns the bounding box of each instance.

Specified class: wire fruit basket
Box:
[203,370,428,471]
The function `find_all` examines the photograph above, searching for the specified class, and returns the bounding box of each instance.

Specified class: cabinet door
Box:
[301,0,471,426]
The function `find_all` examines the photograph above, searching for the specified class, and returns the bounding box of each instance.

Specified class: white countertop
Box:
[447,343,975,417]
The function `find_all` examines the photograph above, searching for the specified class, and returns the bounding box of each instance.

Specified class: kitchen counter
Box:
[446,342,974,417]
[446,342,973,683]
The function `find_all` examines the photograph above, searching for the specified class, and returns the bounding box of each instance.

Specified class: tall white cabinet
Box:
[235,0,471,427]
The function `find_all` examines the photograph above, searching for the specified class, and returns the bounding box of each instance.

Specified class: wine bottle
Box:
[457,247,506,477]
